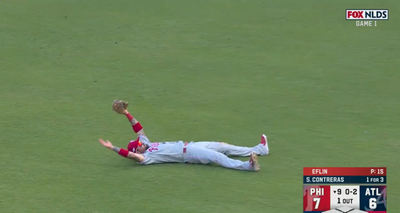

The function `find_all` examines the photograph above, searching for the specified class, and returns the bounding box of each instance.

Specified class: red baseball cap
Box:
[127,138,142,153]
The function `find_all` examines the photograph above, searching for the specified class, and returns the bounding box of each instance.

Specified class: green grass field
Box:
[1,0,399,212]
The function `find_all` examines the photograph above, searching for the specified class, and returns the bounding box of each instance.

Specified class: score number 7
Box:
[313,198,321,209]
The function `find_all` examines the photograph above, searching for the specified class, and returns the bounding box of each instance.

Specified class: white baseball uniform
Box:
[192,141,268,156]
[138,135,268,157]
[139,141,258,171]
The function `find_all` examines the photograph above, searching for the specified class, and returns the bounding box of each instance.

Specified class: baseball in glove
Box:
[112,100,129,114]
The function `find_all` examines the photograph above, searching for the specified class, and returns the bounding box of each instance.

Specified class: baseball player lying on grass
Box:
[98,100,270,172]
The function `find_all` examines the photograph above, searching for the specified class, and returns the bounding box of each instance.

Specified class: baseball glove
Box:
[112,100,129,114]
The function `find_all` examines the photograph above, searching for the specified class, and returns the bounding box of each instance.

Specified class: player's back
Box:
[140,141,185,165]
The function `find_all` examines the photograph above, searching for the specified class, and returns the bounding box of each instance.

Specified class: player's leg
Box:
[193,141,254,155]
[185,145,260,171]
[193,134,269,156]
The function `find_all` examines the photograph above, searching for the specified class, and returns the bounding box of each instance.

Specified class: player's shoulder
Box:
[139,153,152,165]
[138,135,151,145]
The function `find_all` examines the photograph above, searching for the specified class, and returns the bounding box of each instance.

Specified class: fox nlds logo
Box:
[346,9,389,27]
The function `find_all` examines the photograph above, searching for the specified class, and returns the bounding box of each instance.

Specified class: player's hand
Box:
[99,138,113,149]
[112,100,129,114]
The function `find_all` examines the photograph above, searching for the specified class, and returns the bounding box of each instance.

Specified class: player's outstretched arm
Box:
[124,110,146,136]
[112,100,145,136]
[99,138,144,163]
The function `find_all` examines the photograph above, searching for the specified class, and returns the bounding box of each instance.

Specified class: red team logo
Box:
[303,185,331,211]
[147,143,159,152]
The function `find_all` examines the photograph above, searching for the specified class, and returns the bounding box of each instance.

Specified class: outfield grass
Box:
[0,1,399,212]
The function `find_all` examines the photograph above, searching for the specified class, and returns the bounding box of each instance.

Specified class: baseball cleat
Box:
[250,152,260,171]
[260,134,269,155]
[260,134,267,146]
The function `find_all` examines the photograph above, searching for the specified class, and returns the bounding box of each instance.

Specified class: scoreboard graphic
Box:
[303,167,387,213]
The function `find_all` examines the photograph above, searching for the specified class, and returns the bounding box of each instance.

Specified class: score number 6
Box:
[369,198,377,210]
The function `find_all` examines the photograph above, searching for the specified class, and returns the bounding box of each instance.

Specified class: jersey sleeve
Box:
[139,135,151,146]
[139,152,154,165]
